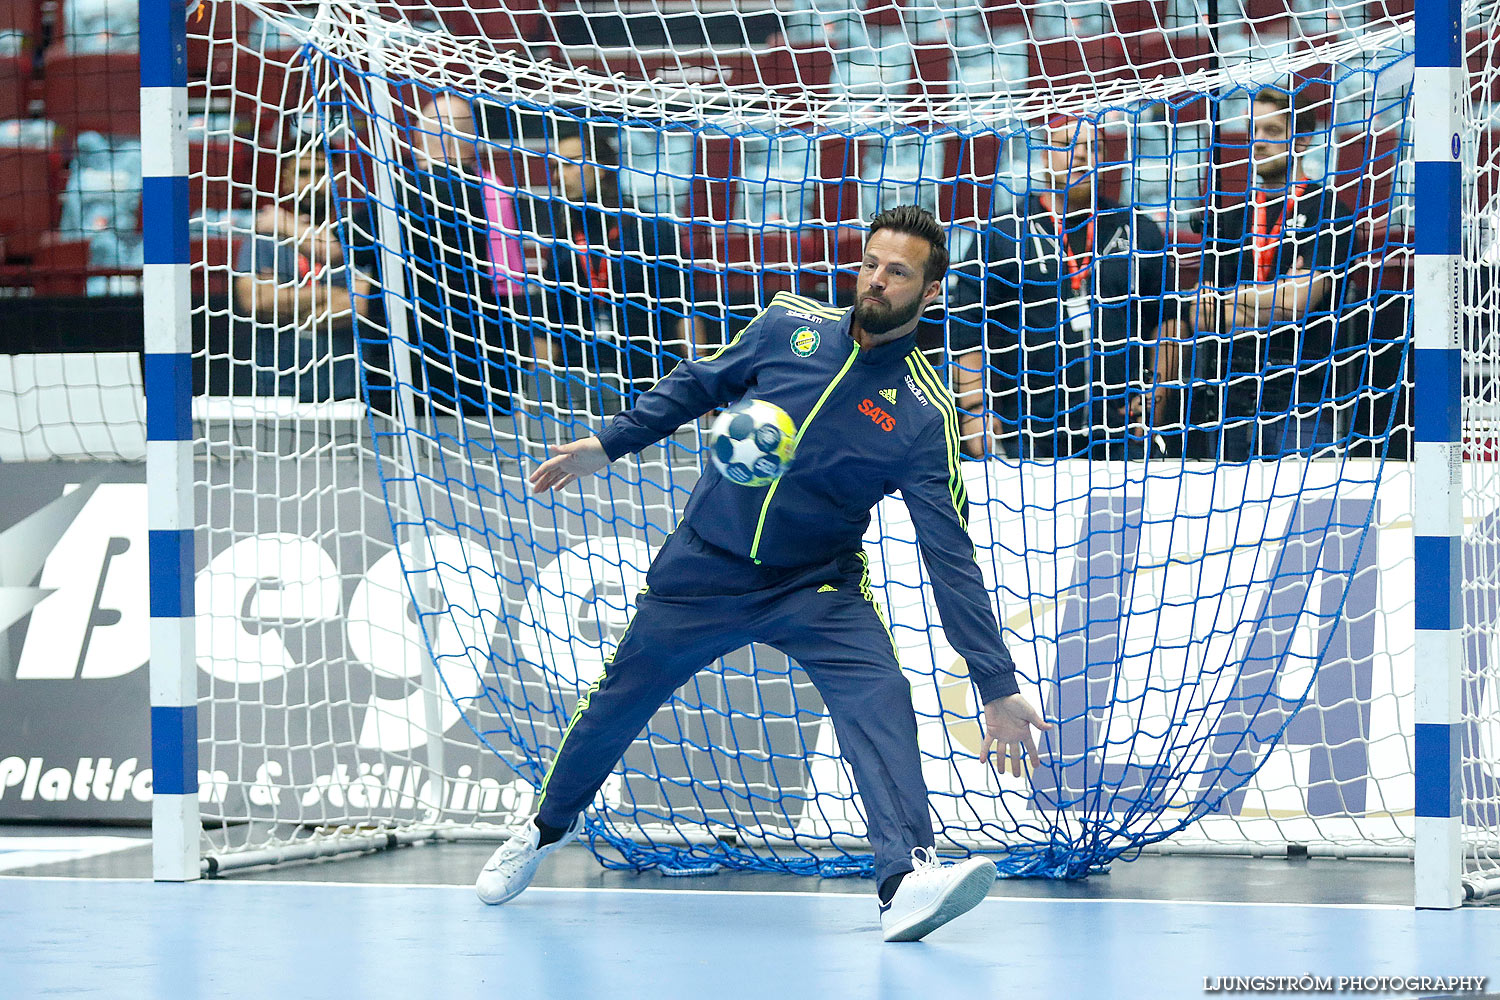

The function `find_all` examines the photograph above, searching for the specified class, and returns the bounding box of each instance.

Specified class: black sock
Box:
[878,872,907,905]
[534,816,569,847]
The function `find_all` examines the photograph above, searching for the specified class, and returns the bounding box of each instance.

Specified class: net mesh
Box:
[1463,0,1500,890]
[159,0,1495,884]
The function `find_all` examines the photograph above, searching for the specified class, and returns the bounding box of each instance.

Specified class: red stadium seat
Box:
[940,133,1003,226]
[1030,31,1211,95]
[910,41,953,97]
[1129,36,1185,79]
[1105,1,1161,36]
[42,48,140,136]
[561,47,739,91]
[231,136,284,205]
[732,46,834,104]
[378,0,543,42]
[1466,28,1500,105]
[1208,128,1253,204]
[1481,130,1500,213]
[0,54,29,121]
[1030,34,1205,96]
[30,234,89,295]
[190,139,235,214]
[1242,0,1300,29]
[0,0,42,49]
[193,235,232,298]
[971,0,1022,32]
[186,4,253,84]
[1160,31,1214,79]
[814,133,857,225]
[711,223,836,300]
[243,47,307,112]
[686,133,735,225]
[0,144,60,254]
[208,49,309,135]
[861,0,901,30]
[1331,126,1407,232]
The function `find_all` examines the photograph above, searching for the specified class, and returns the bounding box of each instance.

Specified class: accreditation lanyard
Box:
[571,214,614,293]
[295,252,325,285]
[1250,180,1308,282]
[1042,196,1096,295]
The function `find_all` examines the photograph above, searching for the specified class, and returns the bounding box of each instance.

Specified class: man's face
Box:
[853,229,940,336]
[550,136,589,202]
[417,94,476,168]
[281,153,330,221]
[1252,100,1296,181]
[1043,123,1095,206]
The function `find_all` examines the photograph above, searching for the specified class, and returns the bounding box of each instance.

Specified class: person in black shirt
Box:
[1194,88,1356,461]
[534,121,696,408]
[946,116,1184,459]
[386,93,510,419]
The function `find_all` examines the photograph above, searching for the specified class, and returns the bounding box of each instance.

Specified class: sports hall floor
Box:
[2,825,1496,1000]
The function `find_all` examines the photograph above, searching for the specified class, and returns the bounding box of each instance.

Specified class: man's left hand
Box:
[981,693,1051,777]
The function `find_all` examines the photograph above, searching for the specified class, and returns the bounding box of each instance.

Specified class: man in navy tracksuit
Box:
[479,205,1050,942]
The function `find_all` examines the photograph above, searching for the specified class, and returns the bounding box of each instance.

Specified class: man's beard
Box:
[1052,173,1093,209]
[1254,153,1289,186]
[854,291,923,336]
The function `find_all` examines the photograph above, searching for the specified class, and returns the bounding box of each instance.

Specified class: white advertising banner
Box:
[0,456,1464,853]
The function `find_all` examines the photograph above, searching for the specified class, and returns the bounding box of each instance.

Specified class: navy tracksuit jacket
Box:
[535,291,1020,882]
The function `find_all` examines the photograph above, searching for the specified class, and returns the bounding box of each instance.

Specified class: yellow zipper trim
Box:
[748,343,861,563]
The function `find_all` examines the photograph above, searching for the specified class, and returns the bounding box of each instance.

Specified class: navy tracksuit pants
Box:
[534,525,935,884]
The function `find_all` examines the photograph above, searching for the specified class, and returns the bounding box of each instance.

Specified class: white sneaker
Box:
[879,849,997,942]
[475,815,582,905]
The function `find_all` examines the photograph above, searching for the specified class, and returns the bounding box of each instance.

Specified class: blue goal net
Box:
[199,0,1422,877]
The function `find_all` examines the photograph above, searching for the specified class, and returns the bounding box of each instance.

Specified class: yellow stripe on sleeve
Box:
[906,354,968,529]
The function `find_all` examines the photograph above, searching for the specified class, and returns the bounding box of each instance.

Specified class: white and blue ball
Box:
[707,399,797,487]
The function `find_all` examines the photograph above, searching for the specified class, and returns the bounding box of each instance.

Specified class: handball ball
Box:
[708,399,797,487]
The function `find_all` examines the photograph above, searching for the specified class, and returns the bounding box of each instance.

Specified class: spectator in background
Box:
[393,92,510,418]
[389,102,702,418]
[1194,88,1356,461]
[59,130,144,295]
[63,0,137,50]
[233,142,373,400]
[946,115,1183,459]
[537,119,699,403]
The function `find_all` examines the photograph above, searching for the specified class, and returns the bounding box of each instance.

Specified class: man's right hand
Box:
[529,436,609,492]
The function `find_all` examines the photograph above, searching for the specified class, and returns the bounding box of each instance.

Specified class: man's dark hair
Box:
[1253,87,1317,144]
[868,204,949,285]
[549,117,621,208]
